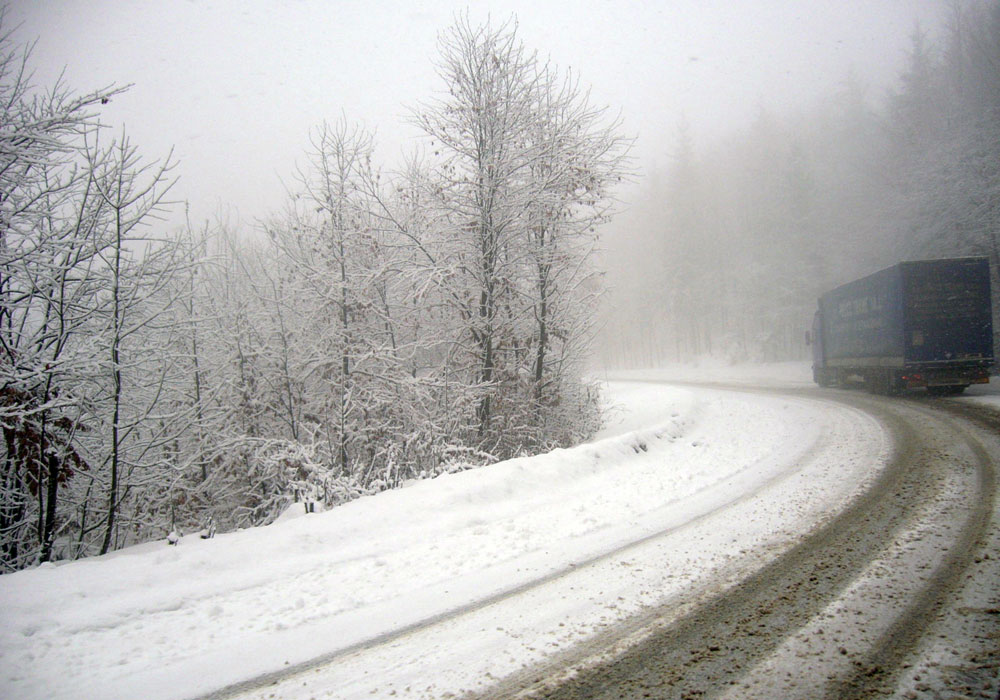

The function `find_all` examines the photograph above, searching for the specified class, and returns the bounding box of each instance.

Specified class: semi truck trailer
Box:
[810,257,994,394]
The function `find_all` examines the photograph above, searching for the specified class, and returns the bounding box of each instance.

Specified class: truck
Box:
[809,257,994,395]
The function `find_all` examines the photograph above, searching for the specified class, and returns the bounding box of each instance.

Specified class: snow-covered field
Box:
[1,367,891,700]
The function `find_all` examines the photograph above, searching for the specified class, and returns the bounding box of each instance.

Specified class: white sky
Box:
[10,0,947,231]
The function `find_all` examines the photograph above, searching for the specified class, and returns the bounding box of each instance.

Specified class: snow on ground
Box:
[961,380,1000,409]
[611,358,1000,410]
[0,370,887,700]
[603,359,815,388]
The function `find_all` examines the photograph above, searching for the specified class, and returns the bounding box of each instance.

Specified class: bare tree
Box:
[0,17,126,569]
[86,130,178,554]
[268,120,424,488]
[414,16,629,454]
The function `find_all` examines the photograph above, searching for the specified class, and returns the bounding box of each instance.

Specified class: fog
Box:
[597,2,1000,368]
[11,1,944,226]
[11,0,994,372]
[5,0,999,573]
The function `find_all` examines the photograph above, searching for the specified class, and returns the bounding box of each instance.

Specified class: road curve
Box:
[467,386,1000,700]
[201,385,865,700]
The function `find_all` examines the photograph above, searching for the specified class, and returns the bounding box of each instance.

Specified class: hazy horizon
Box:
[10,0,947,230]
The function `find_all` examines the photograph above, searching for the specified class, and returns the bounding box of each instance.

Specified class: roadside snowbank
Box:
[962,381,1000,410]
[0,378,885,700]
[610,359,1000,410]
[603,359,813,388]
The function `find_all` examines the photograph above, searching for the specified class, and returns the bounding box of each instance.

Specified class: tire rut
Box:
[195,390,834,700]
[470,389,998,700]
[828,398,998,699]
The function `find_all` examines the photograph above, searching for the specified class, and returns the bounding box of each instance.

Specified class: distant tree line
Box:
[0,16,629,571]
[600,0,1000,367]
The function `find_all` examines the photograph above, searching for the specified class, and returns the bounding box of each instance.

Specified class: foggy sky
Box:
[10,0,947,230]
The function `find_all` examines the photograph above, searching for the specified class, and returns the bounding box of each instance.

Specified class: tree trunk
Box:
[1,426,25,566]
[39,451,60,562]
[100,206,124,556]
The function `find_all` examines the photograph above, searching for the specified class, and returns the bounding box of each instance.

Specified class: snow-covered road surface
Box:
[0,366,895,700]
[504,387,1000,700]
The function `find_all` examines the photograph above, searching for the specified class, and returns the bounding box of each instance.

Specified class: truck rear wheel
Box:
[814,368,834,388]
[928,385,967,396]
[866,369,902,396]
[835,369,850,389]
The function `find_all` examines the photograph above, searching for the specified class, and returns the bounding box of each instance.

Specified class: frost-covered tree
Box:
[414,16,628,455]
[273,121,383,474]
[0,23,122,569]
[186,227,295,530]
[518,69,629,445]
[0,18,184,567]
[85,130,178,555]
[268,121,407,484]
[3,11,636,565]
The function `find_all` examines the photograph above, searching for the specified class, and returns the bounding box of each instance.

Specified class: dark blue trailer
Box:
[810,257,994,394]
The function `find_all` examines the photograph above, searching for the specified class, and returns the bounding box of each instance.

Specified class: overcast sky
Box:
[10,0,948,230]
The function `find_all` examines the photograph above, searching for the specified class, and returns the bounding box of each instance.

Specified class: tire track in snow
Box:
[196,392,842,700]
[827,397,999,699]
[474,387,998,700]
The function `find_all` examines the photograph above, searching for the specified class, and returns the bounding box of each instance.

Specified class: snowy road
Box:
[2,366,998,699]
[485,387,1000,700]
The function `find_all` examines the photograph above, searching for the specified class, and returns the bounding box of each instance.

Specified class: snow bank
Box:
[603,359,813,387]
[962,381,1000,410]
